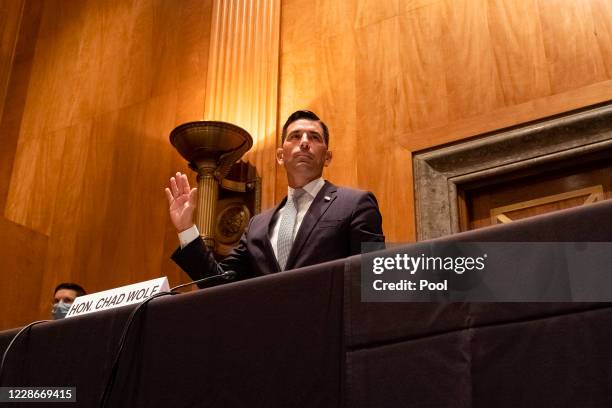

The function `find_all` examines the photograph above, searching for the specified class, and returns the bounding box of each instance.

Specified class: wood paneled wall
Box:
[0,0,214,330]
[279,0,612,242]
[2,0,612,330]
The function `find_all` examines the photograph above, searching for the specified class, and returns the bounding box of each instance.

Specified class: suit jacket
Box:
[171,181,384,281]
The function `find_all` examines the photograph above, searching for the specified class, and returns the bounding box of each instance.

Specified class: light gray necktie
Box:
[277,188,305,270]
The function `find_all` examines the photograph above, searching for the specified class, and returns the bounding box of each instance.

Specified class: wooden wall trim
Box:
[402,81,612,153]
[0,0,25,126]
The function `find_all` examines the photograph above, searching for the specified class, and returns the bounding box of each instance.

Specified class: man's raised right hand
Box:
[165,172,198,232]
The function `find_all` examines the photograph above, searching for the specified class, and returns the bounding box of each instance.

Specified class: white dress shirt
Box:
[178,177,326,262]
[269,177,325,260]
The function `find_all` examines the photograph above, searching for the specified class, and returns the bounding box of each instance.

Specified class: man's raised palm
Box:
[165,172,198,232]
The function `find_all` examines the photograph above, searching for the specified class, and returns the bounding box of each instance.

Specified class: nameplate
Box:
[66,277,170,318]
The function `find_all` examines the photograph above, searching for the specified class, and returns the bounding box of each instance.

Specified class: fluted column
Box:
[204,0,281,209]
[196,168,219,249]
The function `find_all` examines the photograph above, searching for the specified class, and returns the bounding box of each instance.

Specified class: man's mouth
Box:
[295,153,313,160]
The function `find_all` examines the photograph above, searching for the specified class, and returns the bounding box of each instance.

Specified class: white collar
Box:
[288,178,325,199]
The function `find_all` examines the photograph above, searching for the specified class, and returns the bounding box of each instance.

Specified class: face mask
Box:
[52,301,72,320]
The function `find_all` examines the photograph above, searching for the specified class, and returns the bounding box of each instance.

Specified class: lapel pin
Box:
[324,196,331,201]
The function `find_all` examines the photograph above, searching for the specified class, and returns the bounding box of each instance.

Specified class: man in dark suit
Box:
[165,110,384,281]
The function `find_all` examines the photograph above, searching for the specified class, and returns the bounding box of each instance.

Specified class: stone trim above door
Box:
[413,102,612,241]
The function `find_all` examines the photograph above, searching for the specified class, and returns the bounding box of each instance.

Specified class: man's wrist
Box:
[178,225,200,248]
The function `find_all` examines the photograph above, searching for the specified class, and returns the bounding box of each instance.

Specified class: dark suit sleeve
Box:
[349,192,385,255]
[171,218,255,283]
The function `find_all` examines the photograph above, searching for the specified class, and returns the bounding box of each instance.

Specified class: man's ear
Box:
[324,150,332,167]
[276,147,284,165]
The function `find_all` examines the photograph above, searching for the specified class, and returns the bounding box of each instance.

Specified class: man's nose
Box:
[299,133,310,149]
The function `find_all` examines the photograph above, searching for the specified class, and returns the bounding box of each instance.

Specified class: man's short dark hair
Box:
[281,110,330,146]
[54,283,86,297]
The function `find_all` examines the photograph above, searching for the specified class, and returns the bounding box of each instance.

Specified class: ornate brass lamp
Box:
[170,121,253,250]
